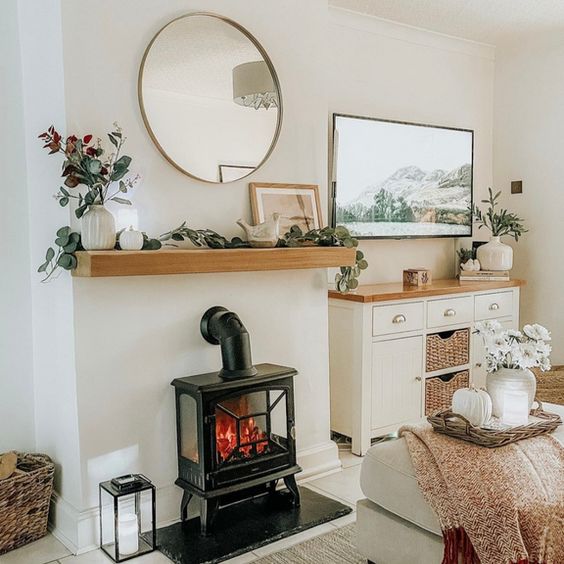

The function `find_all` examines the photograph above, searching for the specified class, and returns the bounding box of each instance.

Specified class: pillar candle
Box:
[118,512,139,556]
[502,391,529,426]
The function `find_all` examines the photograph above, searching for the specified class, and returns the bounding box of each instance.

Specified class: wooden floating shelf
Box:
[73,247,356,278]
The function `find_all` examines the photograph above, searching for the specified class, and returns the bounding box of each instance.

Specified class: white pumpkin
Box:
[119,226,144,250]
[461,259,481,272]
[452,387,492,427]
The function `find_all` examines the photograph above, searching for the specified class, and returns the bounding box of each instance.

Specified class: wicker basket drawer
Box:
[425,370,469,416]
[426,328,470,372]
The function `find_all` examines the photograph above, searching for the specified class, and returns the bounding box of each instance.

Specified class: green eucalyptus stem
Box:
[159,222,248,249]
[472,187,527,241]
[277,225,367,292]
[39,248,64,283]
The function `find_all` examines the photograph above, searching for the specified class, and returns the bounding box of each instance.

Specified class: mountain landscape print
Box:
[333,115,473,238]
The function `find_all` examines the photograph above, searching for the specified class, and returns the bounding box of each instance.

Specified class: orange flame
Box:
[216,398,268,463]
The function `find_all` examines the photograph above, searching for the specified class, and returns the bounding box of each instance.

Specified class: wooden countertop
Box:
[329,278,526,303]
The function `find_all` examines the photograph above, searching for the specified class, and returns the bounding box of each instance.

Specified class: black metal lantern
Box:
[99,474,156,562]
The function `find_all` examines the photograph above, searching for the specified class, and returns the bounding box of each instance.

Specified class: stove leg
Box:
[200,497,220,536]
[283,475,300,507]
[180,491,193,522]
[268,479,278,495]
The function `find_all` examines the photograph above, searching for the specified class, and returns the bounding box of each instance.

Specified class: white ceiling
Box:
[329,0,564,44]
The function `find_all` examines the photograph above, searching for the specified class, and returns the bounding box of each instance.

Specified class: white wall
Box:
[17,0,83,521]
[57,0,334,547]
[11,1,498,553]
[494,33,564,361]
[0,0,35,452]
[328,8,495,283]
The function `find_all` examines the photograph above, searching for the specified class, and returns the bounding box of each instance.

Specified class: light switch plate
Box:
[511,180,523,194]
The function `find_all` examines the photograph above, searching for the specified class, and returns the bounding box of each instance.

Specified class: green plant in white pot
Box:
[472,188,527,271]
[475,320,551,418]
[38,124,138,251]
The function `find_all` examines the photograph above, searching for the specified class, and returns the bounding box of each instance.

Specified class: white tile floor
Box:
[2,448,363,564]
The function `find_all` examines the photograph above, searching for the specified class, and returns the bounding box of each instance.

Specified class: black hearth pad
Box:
[156,487,352,564]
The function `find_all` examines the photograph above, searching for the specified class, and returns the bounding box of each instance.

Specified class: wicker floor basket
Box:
[0,453,55,555]
[426,329,469,372]
[425,370,470,416]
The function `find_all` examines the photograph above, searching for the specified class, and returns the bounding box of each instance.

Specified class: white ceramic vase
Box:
[81,205,116,250]
[486,367,536,418]
[476,236,513,271]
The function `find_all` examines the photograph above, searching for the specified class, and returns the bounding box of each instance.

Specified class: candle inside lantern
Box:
[502,391,529,426]
[118,512,139,556]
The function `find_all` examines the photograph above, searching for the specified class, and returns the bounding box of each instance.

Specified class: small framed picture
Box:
[249,183,323,234]
[218,164,256,183]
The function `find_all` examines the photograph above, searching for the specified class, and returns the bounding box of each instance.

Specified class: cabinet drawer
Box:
[475,291,513,321]
[372,302,424,336]
[427,296,473,329]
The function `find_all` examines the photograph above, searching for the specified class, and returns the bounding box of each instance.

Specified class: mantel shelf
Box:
[72,247,356,278]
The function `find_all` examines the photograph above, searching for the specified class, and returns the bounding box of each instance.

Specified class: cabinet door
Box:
[371,336,423,431]
[472,318,515,388]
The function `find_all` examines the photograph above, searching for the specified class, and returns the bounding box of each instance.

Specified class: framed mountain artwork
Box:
[331,114,474,239]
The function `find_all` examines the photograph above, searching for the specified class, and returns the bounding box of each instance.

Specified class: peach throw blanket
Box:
[400,424,564,564]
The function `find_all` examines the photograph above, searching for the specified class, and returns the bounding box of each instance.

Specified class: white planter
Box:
[476,236,513,271]
[81,205,116,250]
[486,367,536,418]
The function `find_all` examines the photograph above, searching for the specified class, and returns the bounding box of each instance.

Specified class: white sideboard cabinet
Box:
[328,279,525,455]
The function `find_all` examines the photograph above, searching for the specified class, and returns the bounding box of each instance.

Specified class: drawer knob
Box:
[489,303,500,311]
[444,308,456,317]
[475,362,482,368]
[392,314,407,324]
[415,376,422,381]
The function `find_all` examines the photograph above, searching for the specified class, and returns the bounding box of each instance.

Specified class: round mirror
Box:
[139,13,282,183]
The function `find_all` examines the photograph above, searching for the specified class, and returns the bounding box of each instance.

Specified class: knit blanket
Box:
[400,424,564,564]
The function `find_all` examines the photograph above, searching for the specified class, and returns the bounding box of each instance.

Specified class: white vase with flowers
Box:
[474,320,552,418]
[473,188,527,271]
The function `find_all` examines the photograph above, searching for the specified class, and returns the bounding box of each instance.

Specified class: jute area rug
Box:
[254,524,364,564]
[534,366,564,405]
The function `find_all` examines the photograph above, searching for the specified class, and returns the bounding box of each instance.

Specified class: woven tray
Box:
[427,401,562,448]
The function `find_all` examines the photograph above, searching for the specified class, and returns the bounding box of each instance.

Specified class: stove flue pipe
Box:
[200,306,258,379]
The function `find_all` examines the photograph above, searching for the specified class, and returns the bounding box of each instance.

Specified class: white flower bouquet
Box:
[474,320,552,373]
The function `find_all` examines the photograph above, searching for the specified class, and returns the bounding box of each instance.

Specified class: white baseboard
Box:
[296,439,341,481]
[49,491,99,555]
[50,440,341,554]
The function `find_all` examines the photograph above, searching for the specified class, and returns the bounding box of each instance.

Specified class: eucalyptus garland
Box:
[278,225,368,292]
[159,221,248,249]
[160,222,367,292]
[39,221,367,292]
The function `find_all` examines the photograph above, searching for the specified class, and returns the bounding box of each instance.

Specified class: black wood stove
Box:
[171,307,301,535]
